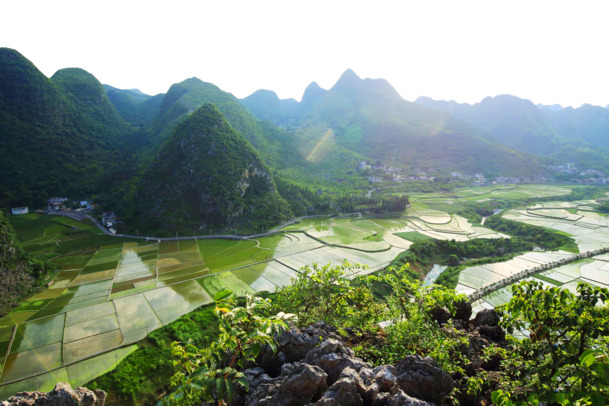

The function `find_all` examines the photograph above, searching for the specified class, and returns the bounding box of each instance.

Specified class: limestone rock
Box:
[395,355,455,406]
[473,309,500,327]
[315,377,363,406]
[452,299,472,322]
[0,383,106,406]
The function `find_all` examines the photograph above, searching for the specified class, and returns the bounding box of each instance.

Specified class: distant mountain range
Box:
[2,47,609,233]
[241,69,540,176]
[415,95,609,168]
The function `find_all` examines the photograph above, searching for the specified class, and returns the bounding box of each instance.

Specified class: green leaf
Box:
[235,374,249,391]
[216,377,226,399]
[226,378,236,401]
[214,289,234,302]
[596,362,609,380]
[580,349,596,367]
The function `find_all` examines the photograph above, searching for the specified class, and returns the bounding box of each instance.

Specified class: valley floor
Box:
[1,183,608,398]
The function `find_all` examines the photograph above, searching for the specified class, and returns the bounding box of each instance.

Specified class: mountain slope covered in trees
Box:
[132,104,292,235]
[416,94,559,155]
[416,95,609,168]
[0,211,55,316]
[243,69,542,176]
[0,48,134,207]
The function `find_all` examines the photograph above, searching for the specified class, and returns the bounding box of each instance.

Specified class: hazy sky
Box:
[2,0,609,107]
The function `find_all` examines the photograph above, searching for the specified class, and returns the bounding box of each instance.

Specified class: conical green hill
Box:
[134,104,292,235]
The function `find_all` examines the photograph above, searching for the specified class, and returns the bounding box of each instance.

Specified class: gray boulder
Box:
[395,355,455,406]
[372,390,433,406]
[473,309,500,327]
[257,323,340,374]
[315,377,363,406]
[304,339,370,385]
[239,363,328,406]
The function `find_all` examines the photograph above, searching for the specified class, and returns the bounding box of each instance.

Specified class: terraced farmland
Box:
[455,199,609,313]
[0,216,420,395]
[0,184,589,394]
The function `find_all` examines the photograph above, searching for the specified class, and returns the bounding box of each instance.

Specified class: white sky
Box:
[2,0,609,108]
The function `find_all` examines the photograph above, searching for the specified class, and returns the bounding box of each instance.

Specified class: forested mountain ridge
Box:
[103,84,164,128]
[243,69,543,176]
[543,103,609,149]
[131,77,302,172]
[416,94,559,155]
[131,104,292,235]
[417,94,609,168]
[0,48,134,208]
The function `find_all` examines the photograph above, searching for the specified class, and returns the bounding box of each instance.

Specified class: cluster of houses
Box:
[101,212,118,228]
[451,172,486,185]
[548,163,579,175]
[549,164,606,177]
[358,160,555,186]
[47,198,92,211]
[360,161,437,183]
[548,163,608,184]
[10,197,93,216]
[576,177,609,185]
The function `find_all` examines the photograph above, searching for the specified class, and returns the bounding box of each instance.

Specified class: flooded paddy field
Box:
[0,216,421,394]
[0,184,595,394]
[457,199,609,312]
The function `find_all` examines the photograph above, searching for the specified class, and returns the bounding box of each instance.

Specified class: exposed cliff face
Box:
[133,103,292,235]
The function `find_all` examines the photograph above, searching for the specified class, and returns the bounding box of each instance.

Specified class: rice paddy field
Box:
[0,214,415,395]
[451,198,609,313]
[502,201,609,252]
[0,184,595,395]
[472,255,609,314]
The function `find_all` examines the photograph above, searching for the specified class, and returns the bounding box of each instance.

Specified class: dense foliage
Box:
[494,281,609,405]
[485,215,579,252]
[132,104,292,235]
[165,292,292,405]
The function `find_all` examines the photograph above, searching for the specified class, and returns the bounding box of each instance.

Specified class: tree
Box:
[495,281,609,404]
[165,291,293,405]
[271,261,381,329]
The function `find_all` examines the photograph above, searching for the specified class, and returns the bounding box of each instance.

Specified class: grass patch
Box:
[394,231,433,243]
[533,273,563,286]
[434,266,464,289]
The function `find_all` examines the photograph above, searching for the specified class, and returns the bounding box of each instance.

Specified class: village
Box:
[10,197,120,233]
[356,160,550,186]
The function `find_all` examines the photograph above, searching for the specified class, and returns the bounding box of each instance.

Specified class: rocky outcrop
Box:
[394,356,455,406]
[227,324,455,406]
[473,309,500,327]
[0,383,106,406]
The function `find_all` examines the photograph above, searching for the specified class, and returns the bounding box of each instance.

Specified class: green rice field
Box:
[1,184,596,394]
[0,213,417,393]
